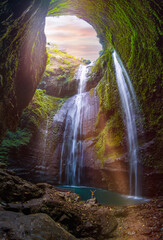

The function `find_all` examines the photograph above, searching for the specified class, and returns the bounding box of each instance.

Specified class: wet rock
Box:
[86,198,97,205]
[0,211,77,240]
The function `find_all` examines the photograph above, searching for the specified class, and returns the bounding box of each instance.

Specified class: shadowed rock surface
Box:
[0,167,162,240]
[0,211,77,240]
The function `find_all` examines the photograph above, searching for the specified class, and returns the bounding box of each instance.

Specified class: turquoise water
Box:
[59,186,149,206]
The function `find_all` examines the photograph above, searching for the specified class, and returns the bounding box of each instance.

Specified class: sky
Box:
[44,16,102,61]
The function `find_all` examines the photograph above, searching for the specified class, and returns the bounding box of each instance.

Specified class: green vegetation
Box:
[81,58,91,65]
[20,89,64,129]
[0,89,65,163]
[90,88,94,97]
[0,0,162,171]
[87,49,125,163]
[0,129,32,164]
[96,121,123,165]
[40,44,83,97]
[0,0,48,141]
[48,0,162,168]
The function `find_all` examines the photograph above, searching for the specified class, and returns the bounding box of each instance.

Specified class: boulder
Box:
[0,211,77,240]
[0,169,44,202]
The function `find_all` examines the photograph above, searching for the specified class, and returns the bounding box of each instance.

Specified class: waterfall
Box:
[35,116,49,176]
[59,64,90,185]
[112,50,141,197]
[42,117,49,166]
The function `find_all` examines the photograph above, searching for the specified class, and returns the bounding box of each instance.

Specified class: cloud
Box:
[45,16,102,60]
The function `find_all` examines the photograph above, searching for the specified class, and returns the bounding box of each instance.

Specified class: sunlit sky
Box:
[45,16,102,61]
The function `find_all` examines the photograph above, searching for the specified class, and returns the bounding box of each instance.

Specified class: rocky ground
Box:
[0,164,162,240]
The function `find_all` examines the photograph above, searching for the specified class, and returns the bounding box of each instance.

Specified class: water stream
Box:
[59,64,90,185]
[112,50,142,197]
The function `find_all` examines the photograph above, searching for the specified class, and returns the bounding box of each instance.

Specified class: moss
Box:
[48,0,162,144]
[39,44,83,97]
[0,89,65,162]
[87,49,125,164]
[0,0,162,171]
[90,88,94,97]
[95,49,121,122]
[95,120,124,164]
[48,0,70,15]
[20,89,65,129]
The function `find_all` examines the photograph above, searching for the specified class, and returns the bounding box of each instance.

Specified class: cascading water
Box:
[59,64,90,185]
[42,117,49,166]
[35,116,49,176]
[112,50,142,197]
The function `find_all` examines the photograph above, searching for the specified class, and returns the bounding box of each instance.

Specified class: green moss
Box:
[44,45,81,83]
[48,0,162,145]
[1,0,162,170]
[95,119,123,164]
[48,1,70,15]
[0,89,65,162]
[90,88,94,97]
[95,49,121,120]
[86,49,125,164]
[20,89,65,129]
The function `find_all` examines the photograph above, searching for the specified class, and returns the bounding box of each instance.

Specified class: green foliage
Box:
[86,49,125,164]
[95,119,123,164]
[95,49,120,117]
[1,129,31,149]
[49,45,77,60]
[20,89,64,129]
[42,44,82,88]
[59,58,71,65]
[0,89,65,163]
[0,129,32,163]
[82,58,91,64]
[48,0,162,147]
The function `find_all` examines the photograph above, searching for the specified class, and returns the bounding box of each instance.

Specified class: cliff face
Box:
[1,0,162,143]
[0,0,162,193]
[0,0,50,141]
[39,44,83,98]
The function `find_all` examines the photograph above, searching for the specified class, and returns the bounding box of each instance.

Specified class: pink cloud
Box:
[45,16,102,60]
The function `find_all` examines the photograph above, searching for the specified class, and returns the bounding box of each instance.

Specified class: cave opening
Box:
[44,15,102,61]
[0,1,162,237]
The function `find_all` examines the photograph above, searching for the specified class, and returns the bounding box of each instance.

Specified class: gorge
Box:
[0,0,162,239]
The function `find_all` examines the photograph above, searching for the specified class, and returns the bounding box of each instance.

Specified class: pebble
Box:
[128,231,136,235]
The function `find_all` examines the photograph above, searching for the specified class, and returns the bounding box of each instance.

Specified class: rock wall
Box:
[1,0,162,141]
[48,0,163,171]
[0,0,162,196]
[0,0,50,141]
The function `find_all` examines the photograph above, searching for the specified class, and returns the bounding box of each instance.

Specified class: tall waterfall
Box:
[113,50,141,197]
[59,64,90,185]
